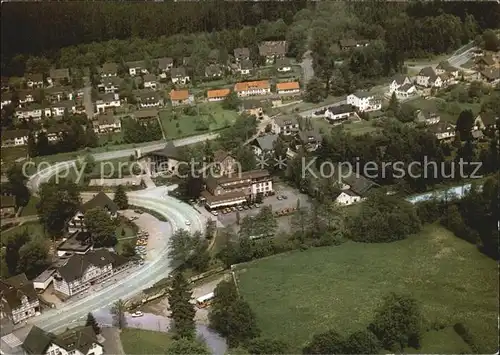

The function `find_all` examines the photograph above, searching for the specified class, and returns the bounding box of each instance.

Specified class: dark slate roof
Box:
[126,60,145,69]
[49,68,70,80]
[240,59,253,70]
[171,67,187,78]
[26,73,43,82]
[342,173,378,197]
[477,112,498,126]
[53,326,99,354]
[480,67,500,80]
[352,91,373,99]
[205,64,223,76]
[101,62,118,75]
[436,61,457,72]
[297,129,322,144]
[147,141,184,160]
[0,273,38,309]
[399,83,414,92]
[253,134,279,151]
[328,104,355,115]
[143,74,157,82]
[274,115,299,127]
[339,39,357,48]
[22,326,54,355]
[477,55,495,66]
[393,74,408,85]
[418,67,437,80]
[258,41,287,57]
[234,47,250,60]
[156,57,173,69]
[241,99,262,110]
[56,249,129,283]
[80,191,118,214]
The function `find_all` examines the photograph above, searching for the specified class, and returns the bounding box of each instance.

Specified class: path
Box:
[101,327,125,355]
[300,50,314,84]
[83,84,94,119]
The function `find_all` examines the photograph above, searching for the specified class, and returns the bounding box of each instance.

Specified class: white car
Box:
[185,220,191,226]
[211,211,219,216]
[131,311,143,318]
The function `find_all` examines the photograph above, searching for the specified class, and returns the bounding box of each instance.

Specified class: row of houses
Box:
[1,124,74,148]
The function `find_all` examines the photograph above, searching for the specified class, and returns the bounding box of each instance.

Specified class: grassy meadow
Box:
[235,224,498,353]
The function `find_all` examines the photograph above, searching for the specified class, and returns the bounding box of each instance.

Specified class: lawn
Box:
[313,117,378,137]
[234,224,498,353]
[1,221,45,240]
[120,328,172,354]
[1,146,28,164]
[407,96,481,123]
[20,195,40,216]
[159,102,238,140]
[115,220,137,254]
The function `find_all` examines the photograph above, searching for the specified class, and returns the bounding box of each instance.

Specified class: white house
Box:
[429,122,456,140]
[325,104,356,122]
[239,60,253,75]
[95,93,121,113]
[0,273,40,325]
[171,67,190,85]
[1,129,30,148]
[234,80,271,97]
[127,60,148,76]
[98,77,122,93]
[156,57,174,74]
[51,100,76,117]
[416,67,442,88]
[276,58,292,72]
[25,73,44,88]
[334,190,362,205]
[389,74,412,94]
[93,112,122,134]
[436,61,459,78]
[143,74,158,89]
[346,92,381,112]
[23,325,104,355]
[15,105,52,120]
[416,110,440,126]
[68,191,118,233]
[395,83,417,98]
[207,88,230,102]
[271,116,300,135]
[250,134,279,156]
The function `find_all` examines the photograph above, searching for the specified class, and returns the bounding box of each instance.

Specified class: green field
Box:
[235,225,498,353]
[1,222,45,241]
[120,329,172,354]
[21,196,40,216]
[159,103,238,140]
[313,117,378,137]
[408,97,481,123]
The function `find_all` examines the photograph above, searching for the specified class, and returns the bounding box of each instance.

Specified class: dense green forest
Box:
[1,1,499,78]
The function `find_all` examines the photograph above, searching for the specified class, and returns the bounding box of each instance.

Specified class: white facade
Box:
[129,67,148,76]
[335,191,361,206]
[435,130,455,140]
[389,76,411,93]
[96,94,121,113]
[251,180,273,195]
[144,80,157,90]
[271,121,299,135]
[416,73,442,88]
[1,99,11,108]
[44,339,104,355]
[395,85,417,98]
[94,120,121,134]
[277,66,292,73]
[346,94,381,112]
[239,68,251,75]
[54,263,113,297]
[8,295,40,324]
[236,87,270,97]
[15,107,52,120]
[171,76,190,85]
[51,105,76,117]
[277,88,300,95]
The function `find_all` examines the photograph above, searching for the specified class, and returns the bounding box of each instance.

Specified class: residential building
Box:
[53,249,130,297]
[1,129,29,147]
[68,192,118,233]
[143,74,158,89]
[339,172,379,201]
[480,67,500,84]
[99,62,118,77]
[171,67,190,85]
[33,269,56,291]
[334,190,362,206]
[205,64,223,78]
[276,58,292,72]
[95,93,121,113]
[15,104,52,120]
[416,67,442,88]
[271,115,300,135]
[141,141,186,176]
[45,124,70,142]
[207,88,230,102]
[416,110,440,125]
[212,150,239,175]
[251,134,279,156]
[127,60,148,76]
[234,48,250,62]
[170,89,193,106]
[234,80,271,97]
[23,325,104,355]
[339,38,369,51]
[475,55,495,69]
[347,92,382,112]
[98,77,122,93]
[156,57,174,73]
[239,60,253,75]
[0,195,16,216]
[48,68,71,86]
[135,90,164,108]
[389,74,412,94]
[325,104,356,122]
[474,112,498,130]
[93,112,121,134]
[201,170,273,209]
[0,274,40,324]
[276,81,300,95]
[428,122,456,140]
[25,73,44,88]
[239,99,263,118]
[134,109,159,122]
[44,86,73,103]
[396,83,417,98]
[208,49,223,65]
[51,100,76,117]
[435,61,459,77]
[259,41,287,64]
[294,129,322,152]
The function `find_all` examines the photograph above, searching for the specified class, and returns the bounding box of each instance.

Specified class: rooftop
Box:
[258,41,287,57]
[49,68,70,79]
[57,231,92,253]
[276,81,300,91]
[171,67,187,78]
[80,191,118,214]
[234,47,250,59]
[234,80,270,92]
[170,89,190,101]
[146,141,184,161]
[134,109,159,119]
[207,88,230,99]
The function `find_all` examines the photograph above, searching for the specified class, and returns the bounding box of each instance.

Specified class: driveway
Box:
[300,50,314,84]
[83,85,94,119]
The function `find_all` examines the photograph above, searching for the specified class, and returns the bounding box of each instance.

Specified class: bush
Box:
[453,322,478,352]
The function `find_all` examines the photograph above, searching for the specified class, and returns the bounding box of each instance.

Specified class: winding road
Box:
[25,134,214,334]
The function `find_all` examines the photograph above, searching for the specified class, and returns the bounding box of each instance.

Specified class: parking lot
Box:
[216,183,310,230]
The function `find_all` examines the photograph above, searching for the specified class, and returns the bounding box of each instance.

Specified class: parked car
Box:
[277,196,283,200]
[282,195,288,199]
[185,220,191,226]
[237,206,243,211]
[211,211,219,216]
[131,311,143,318]
[243,205,249,210]
[231,206,237,212]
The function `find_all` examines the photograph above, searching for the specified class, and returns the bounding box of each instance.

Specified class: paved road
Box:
[83,85,94,119]
[408,42,477,72]
[93,310,227,355]
[32,187,206,333]
[27,132,219,193]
